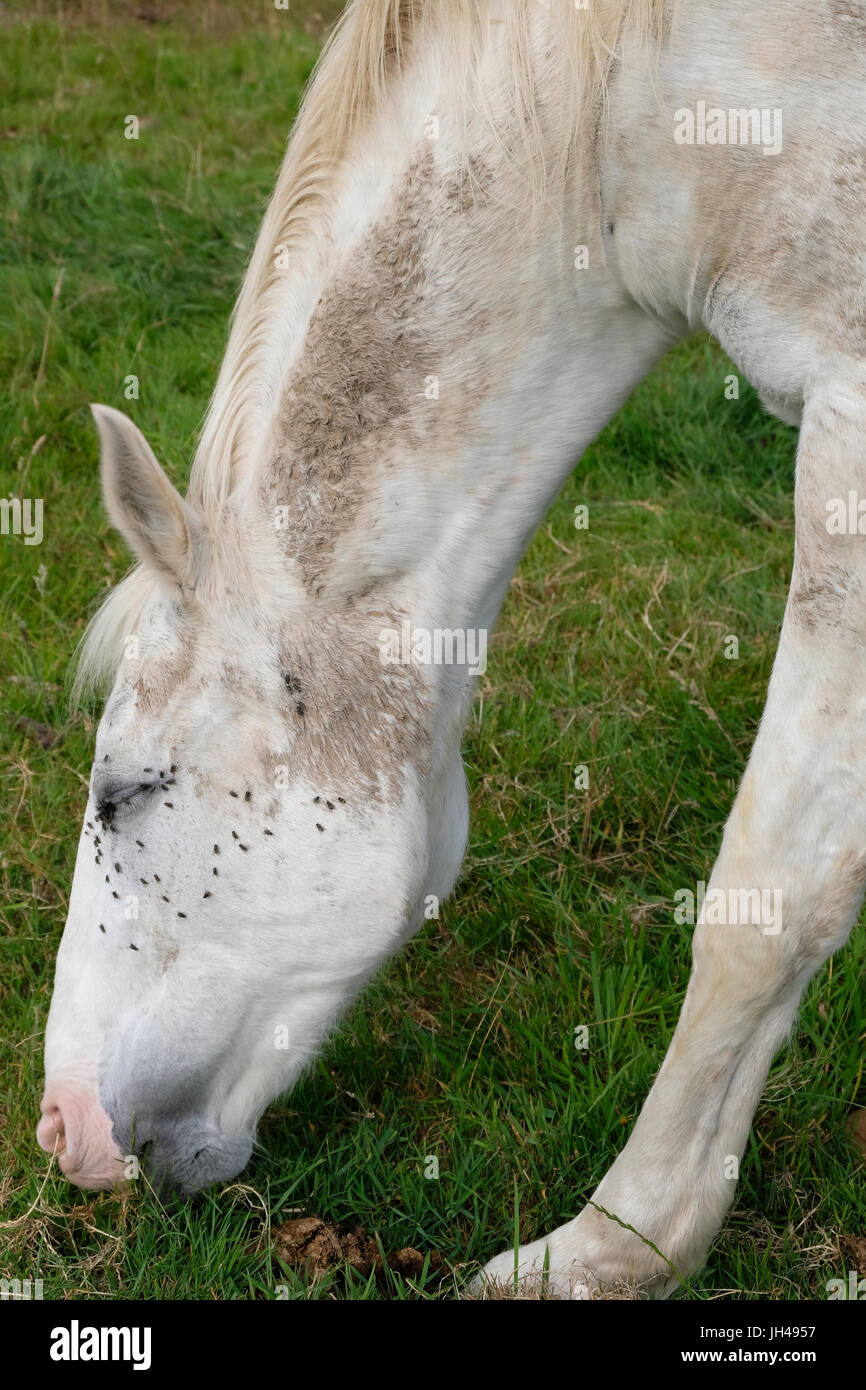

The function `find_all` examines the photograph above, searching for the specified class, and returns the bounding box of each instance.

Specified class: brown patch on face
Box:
[267,607,432,801]
[134,641,196,716]
[161,945,180,975]
[221,661,267,703]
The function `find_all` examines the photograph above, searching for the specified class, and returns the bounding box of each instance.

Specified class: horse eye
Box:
[94,779,159,825]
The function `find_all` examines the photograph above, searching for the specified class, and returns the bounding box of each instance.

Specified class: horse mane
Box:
[188,0,669,518]
[73,0,669,705]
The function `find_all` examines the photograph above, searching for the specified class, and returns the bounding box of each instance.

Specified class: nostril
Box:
[36,1084,122,1189]
[36,1105,66,1156]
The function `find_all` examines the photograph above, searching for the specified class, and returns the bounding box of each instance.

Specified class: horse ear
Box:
[91,404,204,588]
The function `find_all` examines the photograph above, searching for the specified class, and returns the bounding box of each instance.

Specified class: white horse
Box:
[39,0,866,1297]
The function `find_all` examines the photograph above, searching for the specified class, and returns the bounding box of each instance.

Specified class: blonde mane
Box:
[73,0,670,704]
[189,0,668,518]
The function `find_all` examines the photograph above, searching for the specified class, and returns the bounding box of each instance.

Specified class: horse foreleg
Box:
[479,378,866,1298]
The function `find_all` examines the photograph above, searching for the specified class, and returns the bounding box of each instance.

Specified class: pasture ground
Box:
[1,0,863,1299]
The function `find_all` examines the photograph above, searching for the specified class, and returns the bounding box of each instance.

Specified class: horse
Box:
[38,0,866,1298]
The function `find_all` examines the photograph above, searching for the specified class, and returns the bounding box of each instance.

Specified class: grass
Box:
[1,1,864,1301]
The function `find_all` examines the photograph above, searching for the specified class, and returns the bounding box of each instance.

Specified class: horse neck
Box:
[210,20,673,647]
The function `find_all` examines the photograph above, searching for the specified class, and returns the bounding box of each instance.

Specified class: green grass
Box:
[1,1,863,1301]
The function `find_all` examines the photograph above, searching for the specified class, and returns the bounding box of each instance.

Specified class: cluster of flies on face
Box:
[81,669,347,953]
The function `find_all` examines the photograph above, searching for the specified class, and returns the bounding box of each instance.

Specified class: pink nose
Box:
[37,1084,125,1190]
